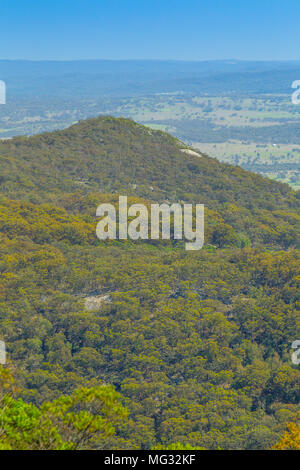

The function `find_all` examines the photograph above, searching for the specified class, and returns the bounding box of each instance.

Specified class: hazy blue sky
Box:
[0,0,299,61]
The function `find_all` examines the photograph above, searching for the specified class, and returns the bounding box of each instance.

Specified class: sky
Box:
[0,0,299,61]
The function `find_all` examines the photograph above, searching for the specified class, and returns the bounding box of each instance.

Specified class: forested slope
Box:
[0,117,299,449]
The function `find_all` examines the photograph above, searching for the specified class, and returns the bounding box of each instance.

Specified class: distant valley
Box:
[0,59,299,189]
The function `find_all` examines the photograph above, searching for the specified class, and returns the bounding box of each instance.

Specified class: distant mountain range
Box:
[1,59,300,97]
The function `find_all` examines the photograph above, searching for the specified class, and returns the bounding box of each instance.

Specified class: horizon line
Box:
[1,58,300,63]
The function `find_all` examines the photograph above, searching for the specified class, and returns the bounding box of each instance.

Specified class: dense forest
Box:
[0,117,299,449]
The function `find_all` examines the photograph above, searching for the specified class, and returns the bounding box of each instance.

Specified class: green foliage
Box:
[0,117,298,249]
[0,369,128,450]
[0,117,299,449]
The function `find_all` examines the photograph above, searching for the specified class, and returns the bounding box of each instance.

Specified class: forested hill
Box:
[0,116,299,249]
[0,116,297,206]
[0,116,299,450]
